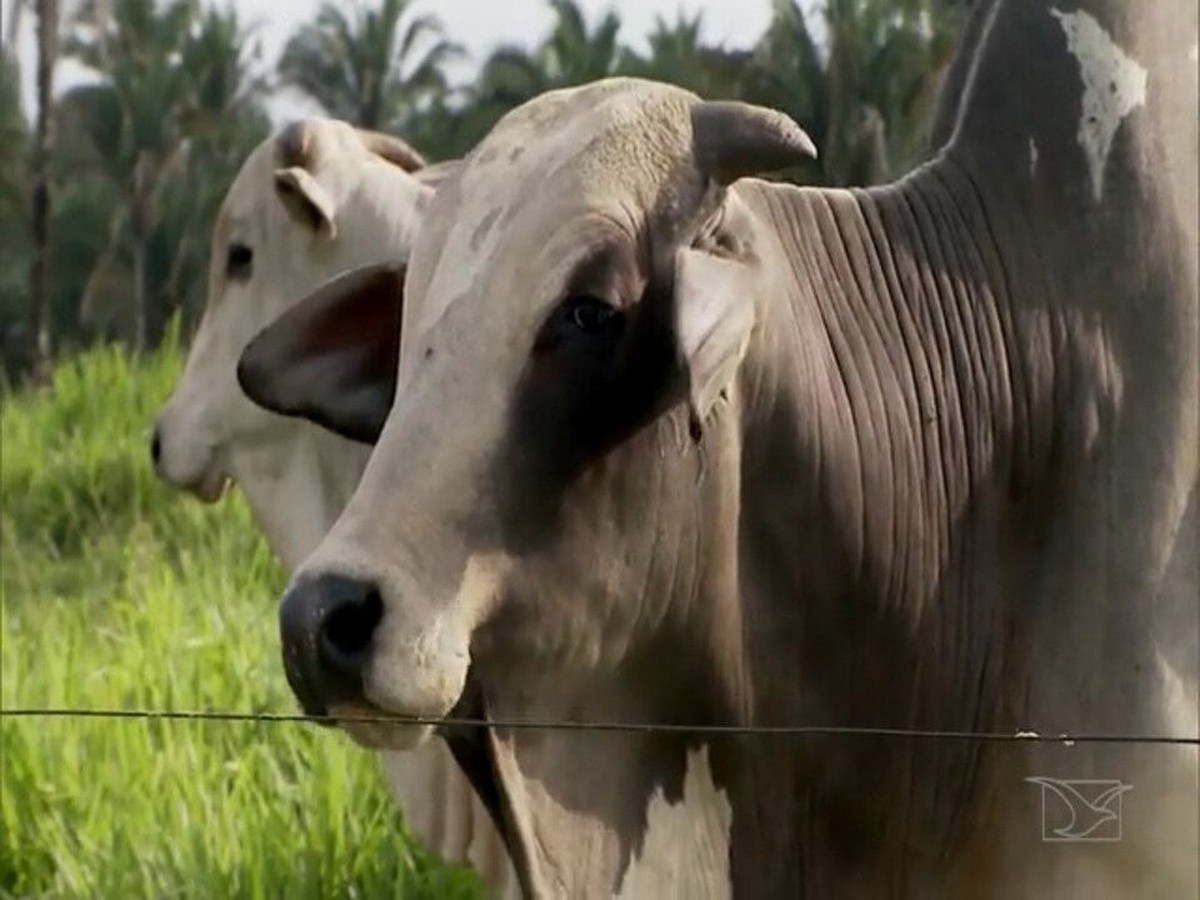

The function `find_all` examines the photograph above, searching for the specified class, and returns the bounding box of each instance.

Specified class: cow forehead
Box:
[402,80,697,346]
[213,143,278,237]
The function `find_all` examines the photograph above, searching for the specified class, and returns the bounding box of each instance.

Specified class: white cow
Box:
[151,118,517,898]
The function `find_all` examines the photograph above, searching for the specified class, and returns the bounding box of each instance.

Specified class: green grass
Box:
[0,338,484,899]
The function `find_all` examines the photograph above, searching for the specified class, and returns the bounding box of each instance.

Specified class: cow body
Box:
[151,119,518,898]
[246,3,1197,896]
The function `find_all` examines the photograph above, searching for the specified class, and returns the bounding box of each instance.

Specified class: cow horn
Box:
[276,120,316,169]
[356,129,427,172]
[690,101,818,186]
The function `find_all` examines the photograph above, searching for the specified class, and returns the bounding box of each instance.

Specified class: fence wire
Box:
[2,707,1197,745]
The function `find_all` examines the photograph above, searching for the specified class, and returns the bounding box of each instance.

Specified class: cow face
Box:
[150,119,441,503]
[240,80,815,745]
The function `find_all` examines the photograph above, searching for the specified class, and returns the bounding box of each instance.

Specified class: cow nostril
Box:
[149,426,163,467]
[319,586,384,676]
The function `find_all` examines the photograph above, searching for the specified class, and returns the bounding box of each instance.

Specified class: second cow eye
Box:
[569,297,621,336]
[227,242,254,280]
[534,295,625,355]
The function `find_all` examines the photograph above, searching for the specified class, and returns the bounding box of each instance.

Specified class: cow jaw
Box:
[328,701,434,751]
[151,398,232,504]
[188,468,231,504]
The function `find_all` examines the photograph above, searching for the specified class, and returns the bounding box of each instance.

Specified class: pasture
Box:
[0,335,483,899]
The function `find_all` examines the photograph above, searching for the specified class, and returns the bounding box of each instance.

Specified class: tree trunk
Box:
[5,0,25,51]
[130,200,148,354]
[129,152,153,354]
[29,0,58,387]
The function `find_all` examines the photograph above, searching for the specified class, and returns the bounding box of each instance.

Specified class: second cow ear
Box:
[237,263,404,444]
[274,166,338,239]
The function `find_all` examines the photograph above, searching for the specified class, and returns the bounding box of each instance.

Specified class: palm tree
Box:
[740,0,828,183]
[65,0,269,349]
[277,0,461,134]
[478,0,622,105]
[452,0,623,154]
[743,0,965,187]
[64,0,194,350]
[164,6,271,322]
[0,50,27,220]
[616,12,750,100]
[30,0,59,385]
[824,0,963,181]
[0,48,32,377]
[5,0,26,51]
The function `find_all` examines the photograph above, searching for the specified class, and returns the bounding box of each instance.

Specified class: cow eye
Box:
[226,242,253,280]
[533,295,625,355]
[569,297,621,335]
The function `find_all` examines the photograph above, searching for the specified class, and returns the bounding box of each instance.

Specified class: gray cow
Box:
[239,1,1198,896]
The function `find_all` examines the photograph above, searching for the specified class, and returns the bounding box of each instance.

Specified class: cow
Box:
[238,2,1198,897]
[149,118,518,898]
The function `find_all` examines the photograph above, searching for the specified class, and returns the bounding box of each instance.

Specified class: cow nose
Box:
[149,424,163,469]
[279,574,384,718]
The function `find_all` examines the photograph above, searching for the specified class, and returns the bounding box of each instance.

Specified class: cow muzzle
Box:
[278,573,382,716]
[278,570,469,750]
[149,417,229,503]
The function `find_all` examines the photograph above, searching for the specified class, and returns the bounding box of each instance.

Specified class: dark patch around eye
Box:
[532,295,625,355]
[499,265,683,553]
[530,243,638,356]
[226,242,253,280]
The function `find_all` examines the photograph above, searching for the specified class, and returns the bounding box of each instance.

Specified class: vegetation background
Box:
[1,0,968,895]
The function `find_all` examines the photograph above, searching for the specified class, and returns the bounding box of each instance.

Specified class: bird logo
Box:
[1025,776,1133,841]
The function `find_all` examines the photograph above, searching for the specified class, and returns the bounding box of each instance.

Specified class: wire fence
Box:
[2,707,1197,745]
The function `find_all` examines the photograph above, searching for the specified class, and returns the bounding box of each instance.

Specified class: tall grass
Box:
[0,338,483,899]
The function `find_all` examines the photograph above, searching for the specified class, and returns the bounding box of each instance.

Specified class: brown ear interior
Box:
[237,263,405,444]
[274,168,337,238]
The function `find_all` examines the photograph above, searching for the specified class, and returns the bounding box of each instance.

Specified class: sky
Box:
[3,0,812,125]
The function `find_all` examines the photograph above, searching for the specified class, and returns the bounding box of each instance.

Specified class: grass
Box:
[0,337,484,899]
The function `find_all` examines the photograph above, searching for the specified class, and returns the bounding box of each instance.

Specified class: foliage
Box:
[60,0,270,349]
[738,0,967,186]
[618,12,751,101]
[1,0,970,379]
[277,0,462,133]
[0,48,31,376]
[0,340,485,898]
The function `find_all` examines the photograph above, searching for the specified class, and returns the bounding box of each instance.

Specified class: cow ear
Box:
[674,248,756,434]
[237,263,404,444]
[274,166,338,239]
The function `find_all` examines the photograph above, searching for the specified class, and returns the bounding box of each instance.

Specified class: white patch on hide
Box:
[614,745,733,899]
[1051,8,1148,202]
[1028,138,1039,177]
[1189,44,1198,64]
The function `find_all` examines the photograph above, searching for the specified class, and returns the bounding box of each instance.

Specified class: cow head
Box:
[239,80,816,745]
[150,118,452,504]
